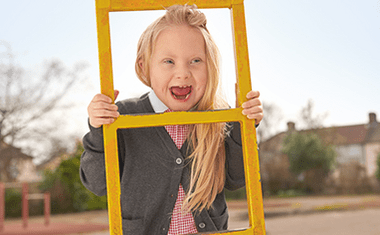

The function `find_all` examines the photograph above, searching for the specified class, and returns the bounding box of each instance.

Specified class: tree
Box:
[39,141,107,213]
[376,152,380,182]
[282,132,336,193]
[0,41,87,181]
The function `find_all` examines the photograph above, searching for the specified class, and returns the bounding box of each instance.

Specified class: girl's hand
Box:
[87,90,120,128]
[241,90,263,125]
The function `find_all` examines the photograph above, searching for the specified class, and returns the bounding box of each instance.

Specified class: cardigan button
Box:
[199,222,206,229]
[176,158,182,165]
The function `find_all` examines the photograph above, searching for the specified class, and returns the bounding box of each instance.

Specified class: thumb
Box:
[114,90,120,101]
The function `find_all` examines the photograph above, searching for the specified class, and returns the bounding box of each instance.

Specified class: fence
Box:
[0,182,50,232]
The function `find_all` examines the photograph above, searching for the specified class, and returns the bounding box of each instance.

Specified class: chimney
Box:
[369,112,377,123]
[287,122,296,132]
[368,112,378,129]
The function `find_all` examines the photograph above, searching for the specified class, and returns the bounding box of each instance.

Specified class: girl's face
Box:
[146,24,207,111]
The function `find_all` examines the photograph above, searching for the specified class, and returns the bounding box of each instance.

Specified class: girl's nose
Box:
[175,64,190,79]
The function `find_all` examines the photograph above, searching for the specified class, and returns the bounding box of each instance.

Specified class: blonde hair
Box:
[135,5,229,213]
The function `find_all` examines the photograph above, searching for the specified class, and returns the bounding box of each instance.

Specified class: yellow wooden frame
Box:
[95,0,265,234]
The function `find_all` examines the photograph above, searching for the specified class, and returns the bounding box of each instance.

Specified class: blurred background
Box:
[1,0,380,234]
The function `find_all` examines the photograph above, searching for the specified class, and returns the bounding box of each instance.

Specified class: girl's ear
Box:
[139,59,146,76]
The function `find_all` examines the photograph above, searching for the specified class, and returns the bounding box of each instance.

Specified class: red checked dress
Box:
[165,110,198,235]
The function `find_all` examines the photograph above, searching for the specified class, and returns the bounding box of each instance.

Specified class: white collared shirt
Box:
[148,90,168,113]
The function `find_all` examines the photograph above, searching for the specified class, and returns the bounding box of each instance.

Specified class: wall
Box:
[335,144,365,165]
[365,142,380,176]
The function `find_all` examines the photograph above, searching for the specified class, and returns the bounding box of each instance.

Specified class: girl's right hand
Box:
[87,90,120,128]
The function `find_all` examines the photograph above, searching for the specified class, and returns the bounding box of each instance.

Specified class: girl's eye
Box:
[191,59,202,64]
[164,59,174,64]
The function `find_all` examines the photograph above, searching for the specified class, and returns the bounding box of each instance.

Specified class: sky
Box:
[1,0,380,145]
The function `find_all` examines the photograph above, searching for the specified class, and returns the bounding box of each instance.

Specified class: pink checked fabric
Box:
[165,109,198,235]
[167,185,198,235]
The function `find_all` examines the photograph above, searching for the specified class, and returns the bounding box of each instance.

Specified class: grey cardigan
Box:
[80,93,245,235]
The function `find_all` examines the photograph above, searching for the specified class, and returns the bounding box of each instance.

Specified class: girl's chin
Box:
[168,105,191,112]
[167,102,194,112]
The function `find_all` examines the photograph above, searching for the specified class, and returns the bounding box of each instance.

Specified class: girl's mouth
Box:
[170,86,192,101]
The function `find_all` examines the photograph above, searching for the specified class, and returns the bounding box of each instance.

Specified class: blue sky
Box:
[1,0,379,139]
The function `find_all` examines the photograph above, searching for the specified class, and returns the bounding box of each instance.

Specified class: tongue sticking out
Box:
[171,86,192,100]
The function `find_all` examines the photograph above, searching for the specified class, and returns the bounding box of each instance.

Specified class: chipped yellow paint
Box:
[94,0,266,234]
[231,3,266,233]
[110,0,233,11]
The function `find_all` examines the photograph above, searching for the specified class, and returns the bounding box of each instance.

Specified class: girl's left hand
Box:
[241,90,263,125]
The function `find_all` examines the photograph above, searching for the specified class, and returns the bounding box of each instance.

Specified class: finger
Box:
[114,90,120,101]
[88,105,119,126]
[242,106,263,115]
[246,90,260,99]
[91,102,119,112]
[89,109,119,128]
[243,110,263,123]
[90,117,117,128]
[242,104,263,123]
[100,117,118,124]
[91,109,120,119]
[92,93,113,104]
[88,105,117,119]
[241,98,261,109]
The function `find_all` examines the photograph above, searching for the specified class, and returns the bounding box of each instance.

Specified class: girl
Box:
[81,4,263,235]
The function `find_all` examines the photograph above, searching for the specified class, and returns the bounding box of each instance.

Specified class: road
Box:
[4,199,380,235]
[264,209,380,235]
[73,208,380,235]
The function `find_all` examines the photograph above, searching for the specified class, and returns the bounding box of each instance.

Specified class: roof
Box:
[261,121,380,148]
[321,124,367,146]
[0,141,33,160]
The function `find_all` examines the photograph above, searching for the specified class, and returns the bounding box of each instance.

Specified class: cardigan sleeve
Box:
[80,121,125,197]
[80,123,107,196]
[80,95,151,197]
[224,122,246,191]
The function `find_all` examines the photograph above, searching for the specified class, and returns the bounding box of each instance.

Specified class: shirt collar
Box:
[148,90,168,113]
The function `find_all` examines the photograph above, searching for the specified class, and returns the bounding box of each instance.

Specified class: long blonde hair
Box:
[135,5,229,213]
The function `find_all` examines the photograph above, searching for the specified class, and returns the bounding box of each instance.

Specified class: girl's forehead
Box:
[153,25,206,55]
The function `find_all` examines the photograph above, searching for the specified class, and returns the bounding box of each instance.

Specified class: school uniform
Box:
[80,91,245,235]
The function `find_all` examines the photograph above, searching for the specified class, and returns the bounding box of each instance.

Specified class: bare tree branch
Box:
[299,99,328,130]
[0,43,88,181]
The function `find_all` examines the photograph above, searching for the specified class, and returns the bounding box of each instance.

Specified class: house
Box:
[259,112,380,193]
[0,140,73,183]
[0,141,41,182]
